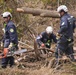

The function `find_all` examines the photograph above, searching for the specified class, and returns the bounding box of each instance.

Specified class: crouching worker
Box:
[0,12,18,68]
[36,26,57,54]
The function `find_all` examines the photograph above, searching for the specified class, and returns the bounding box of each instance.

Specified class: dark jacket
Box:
[36,31,57,48]
[3,20,18,48]
[58,13,75,39]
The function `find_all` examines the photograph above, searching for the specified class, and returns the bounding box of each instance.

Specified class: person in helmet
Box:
[36,26,57,52]
[1,11,18,68]
[55,5,76,61]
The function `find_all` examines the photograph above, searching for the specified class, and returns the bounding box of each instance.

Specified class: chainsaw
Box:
[0,48,27,58]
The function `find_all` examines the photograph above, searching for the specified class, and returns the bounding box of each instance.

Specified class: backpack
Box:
[67,16,76,32]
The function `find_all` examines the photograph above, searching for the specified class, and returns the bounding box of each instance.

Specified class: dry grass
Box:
[0,57,76,75]
[0,63,75,75]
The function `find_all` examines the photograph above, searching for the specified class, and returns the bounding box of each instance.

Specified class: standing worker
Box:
[36,26,57,53]
[0,12,18,68]
[55,5,76,62]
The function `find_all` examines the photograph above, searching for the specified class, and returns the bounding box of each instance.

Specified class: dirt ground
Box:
[0,52,76,75]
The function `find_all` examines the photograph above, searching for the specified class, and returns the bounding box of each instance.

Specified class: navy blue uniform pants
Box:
[2,56,14,68]
[55,36,75,61]
[1,45,18,68]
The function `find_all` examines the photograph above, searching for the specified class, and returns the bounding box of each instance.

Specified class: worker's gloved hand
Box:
[46,43,50,46]
[2,28,5,33]
[8,43,13,49]
[1,42,3,47]
[56,33,61,39]
[41,43,45,47]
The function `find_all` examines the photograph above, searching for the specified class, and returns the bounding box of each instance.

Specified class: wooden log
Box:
[73,47,76,51]
[17,7,60,18]
[34,39,41,60]
[17,7,76,18]
[73,47,76,53]
[38,47,55,53]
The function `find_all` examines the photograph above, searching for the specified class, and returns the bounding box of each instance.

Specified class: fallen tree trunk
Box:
[17,7,76,18]
[17,7,60,18]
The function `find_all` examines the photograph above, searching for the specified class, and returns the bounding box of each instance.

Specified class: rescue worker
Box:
[36,26,57,51]
[1,12,18,68]
[55,5,76,62]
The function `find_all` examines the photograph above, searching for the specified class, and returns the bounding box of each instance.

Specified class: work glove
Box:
[1,42,3,47]
[2,28,5,33]
[46,43,50,46]
[56,33,61,39]
[8,43,13,49]
[41,43,45,47]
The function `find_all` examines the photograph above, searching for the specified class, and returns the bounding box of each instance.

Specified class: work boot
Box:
[1,65,7,68]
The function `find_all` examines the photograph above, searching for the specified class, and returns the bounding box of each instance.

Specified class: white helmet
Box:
[57,5,68,13]
[46,26,53,34]
[2,12,12,18]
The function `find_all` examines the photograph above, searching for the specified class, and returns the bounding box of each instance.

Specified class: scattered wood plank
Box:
[34,39,41,60]
[38,47,55,53]
[73,47,76,50]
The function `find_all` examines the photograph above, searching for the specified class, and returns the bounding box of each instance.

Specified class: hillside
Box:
[0,0,76,75]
